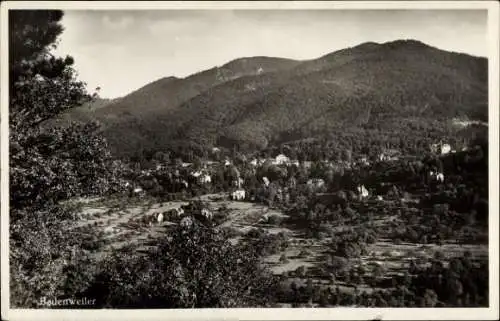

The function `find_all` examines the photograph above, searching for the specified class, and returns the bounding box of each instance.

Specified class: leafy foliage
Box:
[84,224,279,308]
[9,10,123,211]
[9,10,124,307]
[10,205,100,307]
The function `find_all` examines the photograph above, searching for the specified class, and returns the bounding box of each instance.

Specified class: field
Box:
[67,188,488,306]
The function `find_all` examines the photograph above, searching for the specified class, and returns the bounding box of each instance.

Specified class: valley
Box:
[9,10,491,310]
[62,138,489,307]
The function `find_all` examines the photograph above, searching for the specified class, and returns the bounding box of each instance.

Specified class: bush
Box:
[84,224,280,308]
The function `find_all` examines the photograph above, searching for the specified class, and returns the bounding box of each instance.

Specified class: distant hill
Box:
[55,39,488,158]
[92,56,300,122]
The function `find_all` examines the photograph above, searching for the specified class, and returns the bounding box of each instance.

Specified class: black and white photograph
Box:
[1,1,499,320]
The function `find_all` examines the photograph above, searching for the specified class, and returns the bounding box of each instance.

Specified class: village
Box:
[128,140,458,215]
[7,7,494,312]
[65,137,488,307]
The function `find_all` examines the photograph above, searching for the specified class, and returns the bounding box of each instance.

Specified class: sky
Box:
[53,9,488,99]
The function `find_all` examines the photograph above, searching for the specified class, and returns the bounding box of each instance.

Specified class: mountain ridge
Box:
[54,39,488,158]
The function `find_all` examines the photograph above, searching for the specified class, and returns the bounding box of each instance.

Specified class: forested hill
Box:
[57,39,488,158]
[89,56,300,120]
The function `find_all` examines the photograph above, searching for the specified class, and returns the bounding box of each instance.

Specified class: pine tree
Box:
[9,10,123,307]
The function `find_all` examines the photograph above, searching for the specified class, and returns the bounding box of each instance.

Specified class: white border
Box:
[1,1,499,321]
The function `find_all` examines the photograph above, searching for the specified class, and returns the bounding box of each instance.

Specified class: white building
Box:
[231,189,246,201]
[429,171,445,183]
[273,154,290,166]
[191,171,211,184]
[191,171,202,178]
[359,157,370,166]
[200,174,211,184]
[307,178,325,189]
[431,142,452,155]
[441,144,451,155]
[174,207,185,217]
[357,185,369,199]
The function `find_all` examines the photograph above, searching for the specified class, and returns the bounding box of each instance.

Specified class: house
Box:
[173,207,185,217]
[231,189,246,201]
[200,174,211,184]
[441,144,451,155]
[430,142,452,155]
[307,178,325,189]
[250,158,266,166]
[379,149,400,162]
[358,157,370,166]
[274,154,290,166]
[262,177,270,187]
[357,185,369,199]
[191,171,211,184]
[191,171,202,178]
[429,171,445,183]
[155,164,166,170]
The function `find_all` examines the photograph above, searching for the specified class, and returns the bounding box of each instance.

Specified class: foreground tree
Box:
[9,10,123,212]
[84,222,279,308]
[9,10,123,307]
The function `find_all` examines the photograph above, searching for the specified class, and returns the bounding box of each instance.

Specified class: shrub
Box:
[84,224,280,308]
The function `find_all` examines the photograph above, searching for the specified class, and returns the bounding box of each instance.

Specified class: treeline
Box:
[122,116,487,168]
